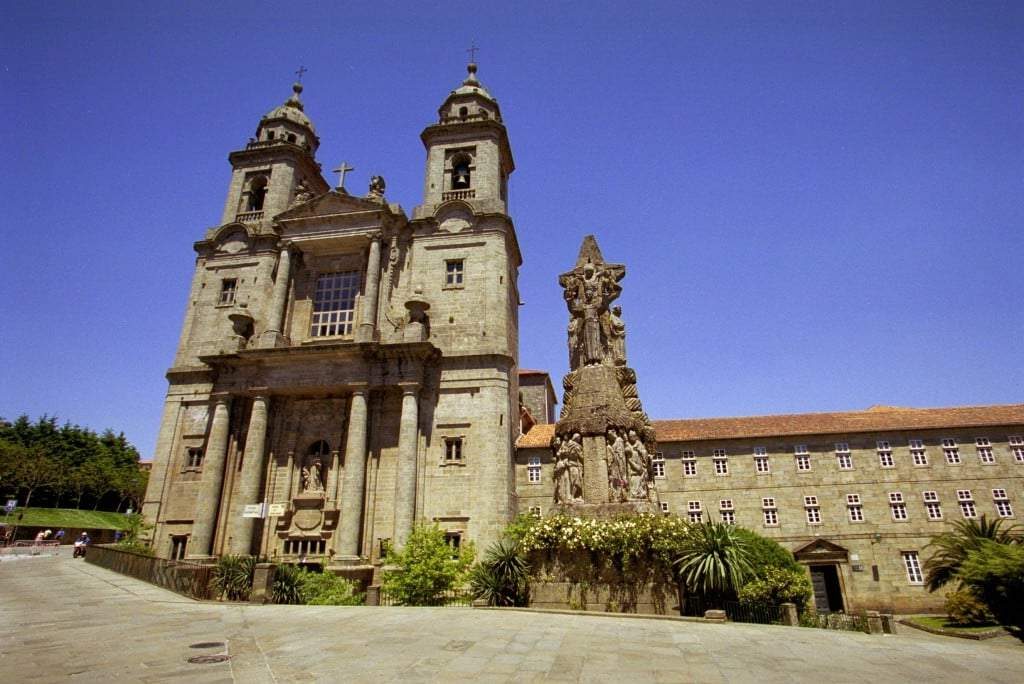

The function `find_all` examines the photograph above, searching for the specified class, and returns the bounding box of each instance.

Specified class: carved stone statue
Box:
[609,306,626,366]
[566,433,584,502]
[552,434,584,504]
[301,458,324,493]
[291,179,314,206]
[605,428,628,502]
[625,429,651,500]
[368,175,386,199]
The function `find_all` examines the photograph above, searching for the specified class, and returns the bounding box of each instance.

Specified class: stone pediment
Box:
[793,538,850,563]
[277,190,392,221]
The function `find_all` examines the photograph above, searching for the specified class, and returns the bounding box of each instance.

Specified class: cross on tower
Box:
[295,65,308,82]
[333,161,355,191]
[466,43,479,63]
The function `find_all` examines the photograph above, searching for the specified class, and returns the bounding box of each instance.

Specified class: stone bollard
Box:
[779,602,799,627]
[249,563,277,604]
[365,585,381,607]
[865,610,883,635]
[704,609,727,623]
[880,614,897,634]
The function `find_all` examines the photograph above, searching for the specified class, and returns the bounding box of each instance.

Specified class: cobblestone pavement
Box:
[1,557,1022,683]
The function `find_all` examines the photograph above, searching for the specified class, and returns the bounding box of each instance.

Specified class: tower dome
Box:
[254,83,319,153]
[437,62,503,124]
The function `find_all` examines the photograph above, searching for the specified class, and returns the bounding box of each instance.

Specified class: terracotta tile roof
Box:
[516,404,1024,448]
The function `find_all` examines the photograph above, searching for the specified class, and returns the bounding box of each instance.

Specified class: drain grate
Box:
[187,654,230,664]
[189,642,225,649]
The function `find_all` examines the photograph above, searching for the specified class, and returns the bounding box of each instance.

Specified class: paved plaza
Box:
[0,556,1021,683]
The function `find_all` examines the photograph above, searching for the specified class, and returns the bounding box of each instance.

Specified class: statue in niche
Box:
[301,458,324,493]
[605,428,628,502]
[608,305,626,366]
[552,434,584,504]
[291,179,314,206]
[624,429,652,500]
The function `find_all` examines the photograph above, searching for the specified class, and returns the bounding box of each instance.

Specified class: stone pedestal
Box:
[250,562,277,604]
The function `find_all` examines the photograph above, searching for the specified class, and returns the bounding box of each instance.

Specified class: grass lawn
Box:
[1,507,131,530]
[906,615,1002,636]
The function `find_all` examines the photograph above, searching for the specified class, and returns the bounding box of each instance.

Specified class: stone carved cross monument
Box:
[552,235,659,514]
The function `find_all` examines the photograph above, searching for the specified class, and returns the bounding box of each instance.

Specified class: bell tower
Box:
[417,62,515,215]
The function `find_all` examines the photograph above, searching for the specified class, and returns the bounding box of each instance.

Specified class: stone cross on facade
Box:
[333,162,354,191]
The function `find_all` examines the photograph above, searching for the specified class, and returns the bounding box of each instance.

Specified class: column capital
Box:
[247,387,271,401]
[398,382,420,396]
[211,392,233,407]
[277,239,297,253]
[366,230,384,243]
[348,384,370,398]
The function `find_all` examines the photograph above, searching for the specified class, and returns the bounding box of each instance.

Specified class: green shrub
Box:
[470,538,529,606]
[300,570,365,605]
[210,555,255,601]
[114,540,155,556]
[957,540,1024,635]
[382,524,475,606]
[270,563,304,604]
[944,588,993,625]
[732,528,802,577]
[674,521,754,605]
[738,566,812,609]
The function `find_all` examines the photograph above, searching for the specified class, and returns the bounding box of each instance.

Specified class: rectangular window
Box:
[660,501,670,514]
[526,455,541,483]
[682,451,696,476]
[753,447,770,474]
[957,490,977,519]
[444,437,464,463]
[687,501,703,523]
[186,447,204,469]
[992,489,1013,518]
[877,441,894,468]
[903,551,924,584]
[910,439,928,466]
[976,438,995,464]
[762,498,778,526]
[836,453,853,470]
[1011,436,1024,463]
[942,438,961,464]
[804,495,821,524]
[720,499,735,524]
[922,491,942,520]
[443,532,462,558]
[713,455,729,476]
[310,271,360,338]
[445,259,465,286]
[796,454,811,472]
[219,278,237,305]
[847,494,864,522]
[889,491,908,520]
[652,452,665,478]
[528,506,542,518]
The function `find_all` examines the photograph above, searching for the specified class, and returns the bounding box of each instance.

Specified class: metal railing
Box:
[681,596,784,625]
[86,544,214,600]
[377,587,473,607]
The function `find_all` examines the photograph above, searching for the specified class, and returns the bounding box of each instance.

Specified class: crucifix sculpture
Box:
[333,162,354,191]
[295,65,308,82]
[466,43,479,63]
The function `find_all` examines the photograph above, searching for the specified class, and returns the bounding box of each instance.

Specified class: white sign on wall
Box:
[242,503,266,518]
[267,503,286,517]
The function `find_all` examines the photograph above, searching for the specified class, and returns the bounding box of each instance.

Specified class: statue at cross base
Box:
[551,235,659,514]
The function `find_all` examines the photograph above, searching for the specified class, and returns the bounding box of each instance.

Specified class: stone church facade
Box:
[143,64,521,570]
[143,63,1022,613]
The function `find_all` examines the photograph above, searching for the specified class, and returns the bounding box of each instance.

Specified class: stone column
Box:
[227,394,269,555]
[258,243,293,348]
[337,388,369,560]
[393,384,420,550]
[356,234,382,343]
[188,395,232,559]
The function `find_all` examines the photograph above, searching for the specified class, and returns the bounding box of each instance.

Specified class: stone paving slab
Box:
[1,557,1022,682]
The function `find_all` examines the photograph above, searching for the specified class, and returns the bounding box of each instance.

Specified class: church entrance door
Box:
[809,564,844,613]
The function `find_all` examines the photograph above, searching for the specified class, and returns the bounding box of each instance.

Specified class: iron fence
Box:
[86,544,214,600]
[377,586,474,607]
[722,600,784,625]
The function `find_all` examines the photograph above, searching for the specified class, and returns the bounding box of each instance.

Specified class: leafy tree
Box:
[470,538,530,606]
[15,449,61,508]
[956,540,1024,637]
[733,528,803,577]
[382,524,475,606]
[674,521,754,606]
[300,570,365,605]
[924,516,1021,592]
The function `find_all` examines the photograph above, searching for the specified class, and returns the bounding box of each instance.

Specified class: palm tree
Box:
[470,538,530,606]
[674,521,754,605]
[924,515,1021,592]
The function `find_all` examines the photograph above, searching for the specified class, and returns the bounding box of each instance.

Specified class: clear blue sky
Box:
[2,2,1022,459]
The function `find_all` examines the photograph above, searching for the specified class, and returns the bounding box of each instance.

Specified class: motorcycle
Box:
[73,541,87,558]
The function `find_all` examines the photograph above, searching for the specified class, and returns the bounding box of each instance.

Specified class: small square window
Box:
[803,495,818,506]
[922,491,939,502]
[1008,435,1023,446]
[876,440,891,450]
[660,501,670,514]
[186,447,204,469]
[445,259,465,286]
[753,446,767,456]
[975,437,991,447]
[444,437,464,463]
[846,494,861,505]
[957,489,973,502]
[794,444,809,455]
[219,278,237,305]
[908,439,924,449]
[834,442,850,453]
[762,497,776,508]
[528,506,542,518]
[889,492,905,504]
[796,454,811,472]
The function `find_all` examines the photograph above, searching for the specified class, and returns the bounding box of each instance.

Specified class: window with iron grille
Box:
[185,447,203,470]
[660,501,670,514]
[310,271,360,337]
[444,437,464,463]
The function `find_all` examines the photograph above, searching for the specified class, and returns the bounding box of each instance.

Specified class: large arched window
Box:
[307,440,330,458]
